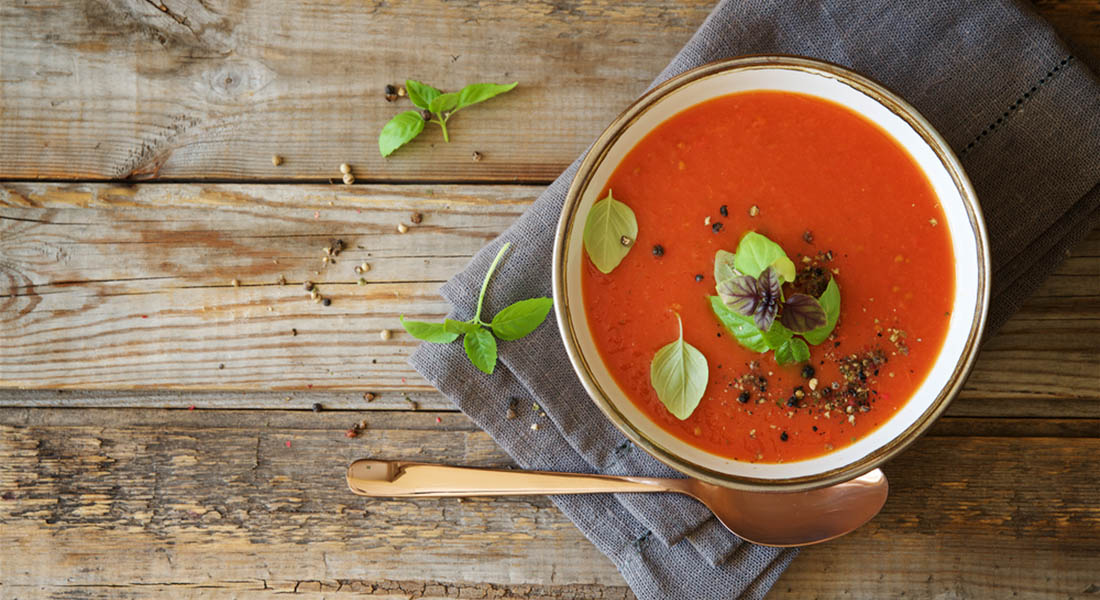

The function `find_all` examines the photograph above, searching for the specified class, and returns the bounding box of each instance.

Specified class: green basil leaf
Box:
[428,92,460,115]
[713,249,739,284]
[733,231,796,282]
[649,314,708,420]
[490,297,553,341]
[708,296,792,353]
[775,337,811,365]
[444,318,481,335]
[582,191,638,274]
[379,110,426,157]
[463,326,498,374]
[802,277,840,345]
[399,316,459,344]
[405,79,441,111]
[455,82,518,111]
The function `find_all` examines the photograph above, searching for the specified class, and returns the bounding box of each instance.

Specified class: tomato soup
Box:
[581,91,954,463]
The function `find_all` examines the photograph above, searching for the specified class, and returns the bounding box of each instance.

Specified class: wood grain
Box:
[1,1,1094,184]
[2,183,1098,416]
[0,0,712,182]
[2,408,1098,598]
[2,1,1099,598]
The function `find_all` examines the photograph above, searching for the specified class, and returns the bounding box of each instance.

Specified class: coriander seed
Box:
[342,172,355,185]
[396,223,408,234]
[379,329,391,341]
[271,155,283,166]
[340,163,352,174]
[303,281,314,291]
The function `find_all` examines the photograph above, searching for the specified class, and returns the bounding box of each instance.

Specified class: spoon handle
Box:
[347,459,679,497]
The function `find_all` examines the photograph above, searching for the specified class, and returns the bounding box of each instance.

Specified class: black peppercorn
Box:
[711,222,723,233]
[322,298,332,306]
[719,205,728,217]
[312,402,323,412]
[780,431,788,442]
[421,110,432,121]
[385,84,396,95]
[652,244,664,257]
[694,274,703,282]
[801,365,815,378]
[738,391,750,404]
[786,396,797,407]
[303,281,314,291]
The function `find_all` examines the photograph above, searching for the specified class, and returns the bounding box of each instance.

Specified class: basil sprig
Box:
[710,232,840,365]
[400,242,552,374]
[650,313,709,420]
[379,79,518,157]
[582,190,638,274]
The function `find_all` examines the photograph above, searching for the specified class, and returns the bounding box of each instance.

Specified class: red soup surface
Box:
[581,91,954,463]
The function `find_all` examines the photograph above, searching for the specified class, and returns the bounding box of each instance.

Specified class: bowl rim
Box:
[551,54,991,492]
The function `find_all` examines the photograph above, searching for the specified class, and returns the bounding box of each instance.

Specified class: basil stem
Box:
[475,242,511,326]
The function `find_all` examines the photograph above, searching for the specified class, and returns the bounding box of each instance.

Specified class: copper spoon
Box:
[346,459,888,547]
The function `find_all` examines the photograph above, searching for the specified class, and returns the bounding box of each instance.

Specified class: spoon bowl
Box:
[347,459,888,547]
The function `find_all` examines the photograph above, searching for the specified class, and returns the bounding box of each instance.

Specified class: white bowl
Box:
[552,56,990,491]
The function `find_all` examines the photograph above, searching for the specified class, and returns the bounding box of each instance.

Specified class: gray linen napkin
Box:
[410,1,1100,598]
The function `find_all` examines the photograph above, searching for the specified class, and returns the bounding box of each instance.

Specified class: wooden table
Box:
[2,1,1098,598]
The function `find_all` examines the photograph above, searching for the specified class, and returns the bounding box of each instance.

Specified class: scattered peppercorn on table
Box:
[1,1,1098,598]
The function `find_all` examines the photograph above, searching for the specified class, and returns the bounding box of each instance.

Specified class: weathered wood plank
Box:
[0,0,712,182]
[0,1,1095,183]
[2,409,1098,598]
[2,183,1099,412]
[1034,0,1100,67]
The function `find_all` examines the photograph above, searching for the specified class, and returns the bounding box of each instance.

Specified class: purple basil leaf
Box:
[717,274,761,316]
[752,295,779,331]
[757,266,781,299]
[780,293,828,332]
[750,266,781,331]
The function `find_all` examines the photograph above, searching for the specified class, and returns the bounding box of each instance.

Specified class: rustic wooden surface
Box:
[2,1,1099,599]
